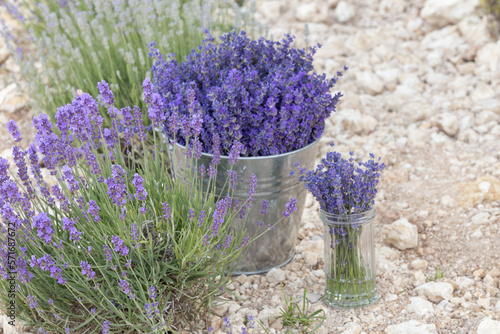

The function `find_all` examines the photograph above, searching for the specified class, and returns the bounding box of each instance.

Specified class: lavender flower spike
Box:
[283,198,297,218]
[7,120,22,142]
[97,80,114,106]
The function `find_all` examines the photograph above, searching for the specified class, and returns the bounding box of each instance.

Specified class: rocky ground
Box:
[1,0,500,333]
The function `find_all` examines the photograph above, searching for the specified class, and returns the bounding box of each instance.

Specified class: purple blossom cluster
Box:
[150,30,346,157]
[298,148,385,214]
[32,212,53,244]
[30,254,65,285]
[111,235,129,257]
[80,261,95,279]
[62,217,81,242]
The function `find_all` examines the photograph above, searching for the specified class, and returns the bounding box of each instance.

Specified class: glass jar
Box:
[320,208,380,308]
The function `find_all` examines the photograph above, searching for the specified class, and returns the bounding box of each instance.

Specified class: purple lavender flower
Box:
[211,197,231,237]
[102,320,110,334]
[228,142,243,166]
[48,298,54,305]
[80,261,95,280]
[149,286,157,299]
[7,120,21,142]
[188,208,195,222]
[222,235,232,249]
[130,223,139,242]
[97,80,114,105]
[162,202,171,220]
[298,149,385,214]
[247,173,257,206]
[223,316,231,333]
[62,217,81,242]
[87,200,100,222]
[142,77,154,104]
[198,210,206,227]
[227,170,237,190]
[119,279,131,294]
[199,164,206,178]
[32,212,53,243]
[103,245,113,261]
[27,294,37,309]
[62,165,80,192]
[29,254,65,285]
[105,165,128,215]
[151,30,345,157]
[111,235,129,256]
[283,198,297,218]
[261,200,269,215]
[132,173,147,201]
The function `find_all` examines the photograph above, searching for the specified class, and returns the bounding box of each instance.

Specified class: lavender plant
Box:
[0,79,288,332]
[298,145,385,308]
[0,0,260,124]
[150,29,346,156]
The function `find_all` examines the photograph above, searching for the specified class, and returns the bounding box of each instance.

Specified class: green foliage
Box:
[6,0,260,123]
[425,266,445,282]
[0,86,262,333]
[258,285,326,333]
[482,0,500,36]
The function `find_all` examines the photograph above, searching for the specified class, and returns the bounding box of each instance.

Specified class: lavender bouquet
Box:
[298,146,385,308]
[149,30,346,157]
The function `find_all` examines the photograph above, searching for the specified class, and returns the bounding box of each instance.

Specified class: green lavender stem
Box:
[324,223,377,308]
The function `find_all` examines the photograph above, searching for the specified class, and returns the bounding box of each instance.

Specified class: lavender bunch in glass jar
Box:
[298,145,385,308]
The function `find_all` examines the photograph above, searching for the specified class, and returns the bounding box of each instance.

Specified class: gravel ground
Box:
[0,0,499,333]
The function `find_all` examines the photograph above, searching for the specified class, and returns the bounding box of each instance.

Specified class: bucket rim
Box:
[171,136,322,161]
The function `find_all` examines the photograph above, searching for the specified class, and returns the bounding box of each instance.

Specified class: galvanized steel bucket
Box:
[169,139,320,275]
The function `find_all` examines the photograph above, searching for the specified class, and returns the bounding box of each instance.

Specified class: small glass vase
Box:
[320,208,380,308]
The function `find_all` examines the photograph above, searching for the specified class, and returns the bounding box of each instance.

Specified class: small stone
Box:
[414,282,454,303]
[436,113,459,137]
[227,302,241,315]
[477,318,500,334]
[296,3,328,22]
[385,320,437,334]
[337,109,378,135]
[355,71,385,95]
[334,1,356,23]
[454,276,474,289]
[477,298,490,308]
[477,41,500,73]
[342,322,363,334]
[411,259,428,270]
[0,83,27,114]
[476,180,491,193]
[236,275,247,284]
[421,0,479,28]
[382,218,419,250]
[266,268,286,284]
[305,292,322,303]
[211,303,229,317]
[487,267,500,278]
[406,297,435,316]
[377,246,400,260]
[471,212,491,224]
[471,229,483,239]
[412,271,427,287]
[484,274,495,286]
[474,269,486,278]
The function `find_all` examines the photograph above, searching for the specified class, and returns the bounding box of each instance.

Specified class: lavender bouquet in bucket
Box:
[298,145,385,308]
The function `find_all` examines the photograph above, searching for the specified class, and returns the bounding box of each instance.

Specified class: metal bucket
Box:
[169,139,320,275]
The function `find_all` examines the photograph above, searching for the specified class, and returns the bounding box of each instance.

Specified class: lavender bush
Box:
[0,0,260,124]
[298,145,385,308]
[0,80,288,332]
[150,29,346,156]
